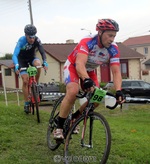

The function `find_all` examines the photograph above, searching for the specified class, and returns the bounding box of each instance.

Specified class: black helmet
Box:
[24,24,37,36]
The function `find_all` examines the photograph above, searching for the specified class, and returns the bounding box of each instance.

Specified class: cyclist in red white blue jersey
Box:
[54,19,125,140]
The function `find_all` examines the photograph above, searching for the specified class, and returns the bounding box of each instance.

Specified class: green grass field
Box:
[0,93,150,164]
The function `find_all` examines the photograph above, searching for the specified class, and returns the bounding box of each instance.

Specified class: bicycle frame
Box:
[81,100,95,148]
[20,65,43,104]
[20,65,44,123]
[73,89,118,148]
[28,75,40,104]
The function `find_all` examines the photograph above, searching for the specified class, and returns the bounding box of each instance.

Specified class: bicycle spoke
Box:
[47,96,64,150]
[64,112,111,164]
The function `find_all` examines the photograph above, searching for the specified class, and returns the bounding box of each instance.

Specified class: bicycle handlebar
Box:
[20,65,43,71]
[76,88,120,110]
[19,65,47,75]
[76,91,88,99]
[105,92,119,110]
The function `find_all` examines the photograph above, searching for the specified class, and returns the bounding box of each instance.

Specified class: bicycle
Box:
[20,64,46,123]
[47,87,121,163]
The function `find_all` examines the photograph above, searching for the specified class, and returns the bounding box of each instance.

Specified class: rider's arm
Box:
[75,38,90,80]
[109,43,122,91]
[110,64,122,91]
[12,38,23,65]
[36,38,47,61]
[76,53,89,80]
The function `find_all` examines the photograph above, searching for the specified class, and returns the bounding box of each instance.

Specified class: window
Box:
[144,47,148,55]
[120,60,128,78]
[5,68,11,76]
[140,81,150,88]
[131,81,141,87]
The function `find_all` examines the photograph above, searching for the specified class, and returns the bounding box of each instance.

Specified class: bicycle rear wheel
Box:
[29,102,34,115]
[64,112,111,164]
[31,83,40,123]
[47,95,65,150]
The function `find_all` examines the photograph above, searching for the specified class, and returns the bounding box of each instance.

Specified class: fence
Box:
[0,67,22,106]
[0,67,65,106]
[0,68,8,105]
[0,89,22,106]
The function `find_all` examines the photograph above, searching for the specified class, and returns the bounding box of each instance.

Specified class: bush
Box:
[58,82,66,93]
[100,82,107,88]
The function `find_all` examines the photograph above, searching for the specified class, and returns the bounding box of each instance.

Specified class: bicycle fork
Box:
[81,112,93,148]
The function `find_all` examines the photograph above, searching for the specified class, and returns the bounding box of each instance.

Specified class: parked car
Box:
[103,79,150,98]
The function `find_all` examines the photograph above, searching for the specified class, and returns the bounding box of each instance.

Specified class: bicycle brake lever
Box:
[44,69,47,75]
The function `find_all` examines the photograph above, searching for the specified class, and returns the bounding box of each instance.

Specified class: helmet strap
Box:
[98,31,105,48]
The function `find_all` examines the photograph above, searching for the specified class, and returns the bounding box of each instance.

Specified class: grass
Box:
[0,93,150,164]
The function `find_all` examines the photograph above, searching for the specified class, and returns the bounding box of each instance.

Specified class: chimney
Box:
[66,39,74,43]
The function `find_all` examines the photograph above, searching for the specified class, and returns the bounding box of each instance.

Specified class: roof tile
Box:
[43,42,144,62]
[123,35,150,46]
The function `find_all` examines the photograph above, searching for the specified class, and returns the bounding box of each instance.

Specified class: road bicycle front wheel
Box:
[47,95,65,150]
[31,82,40,123]
[64,112,111,164]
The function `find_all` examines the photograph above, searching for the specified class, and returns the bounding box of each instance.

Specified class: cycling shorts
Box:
[18,57,41,75]
[63,59,99,87]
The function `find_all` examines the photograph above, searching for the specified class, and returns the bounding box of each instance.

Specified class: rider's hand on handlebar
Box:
[43,61,48,70]
[83,78,95,92]
[15,64,20,75]
[115,90,125,104]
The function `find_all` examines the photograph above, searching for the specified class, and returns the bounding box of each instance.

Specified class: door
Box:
[100,64,110,82]
[0,67,2,86]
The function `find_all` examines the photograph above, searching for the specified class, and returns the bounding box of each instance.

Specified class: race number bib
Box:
[90,87,107,103]
[27,66,37,77]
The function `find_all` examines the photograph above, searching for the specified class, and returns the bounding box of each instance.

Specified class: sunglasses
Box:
[28,35,35,39]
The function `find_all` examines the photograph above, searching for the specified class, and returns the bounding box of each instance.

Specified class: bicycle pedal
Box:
[56,139,64,144]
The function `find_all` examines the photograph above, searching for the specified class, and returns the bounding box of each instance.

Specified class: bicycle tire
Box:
[64,112,111,164]
[31,103,34,115]
[31,82,40,123]
[29,102,34,115]
[47,95,65,151]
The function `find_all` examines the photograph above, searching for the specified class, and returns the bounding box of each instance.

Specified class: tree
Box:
[0,53,12,60]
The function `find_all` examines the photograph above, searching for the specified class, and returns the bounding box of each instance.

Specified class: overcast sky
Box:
[0,0,150,56]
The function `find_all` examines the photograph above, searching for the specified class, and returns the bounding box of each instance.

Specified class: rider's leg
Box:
[21,74,30,113]
[54,82,79,139]
[73,71,100,119]
[59,82,79,122]
[32,58,41,83]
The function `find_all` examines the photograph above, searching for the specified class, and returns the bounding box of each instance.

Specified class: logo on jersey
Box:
[80,45,88,53]
[21,43,33,51]
[107,45,118,57]
[25,44,33,50]
[99,52,105,56]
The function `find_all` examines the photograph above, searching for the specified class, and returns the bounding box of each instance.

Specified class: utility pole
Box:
[28,0,34,25]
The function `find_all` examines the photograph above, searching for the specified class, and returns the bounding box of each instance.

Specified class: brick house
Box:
[123,35,150,81]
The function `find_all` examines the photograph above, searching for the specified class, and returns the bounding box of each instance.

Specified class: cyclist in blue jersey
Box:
[12,24,48,113]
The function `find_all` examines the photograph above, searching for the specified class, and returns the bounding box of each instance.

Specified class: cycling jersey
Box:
[64,34,120,86]
[12,36,46,65]
[68,34,120,71]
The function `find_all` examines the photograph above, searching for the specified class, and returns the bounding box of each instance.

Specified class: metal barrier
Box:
[0,89,22,106]
[40,92,65,102]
